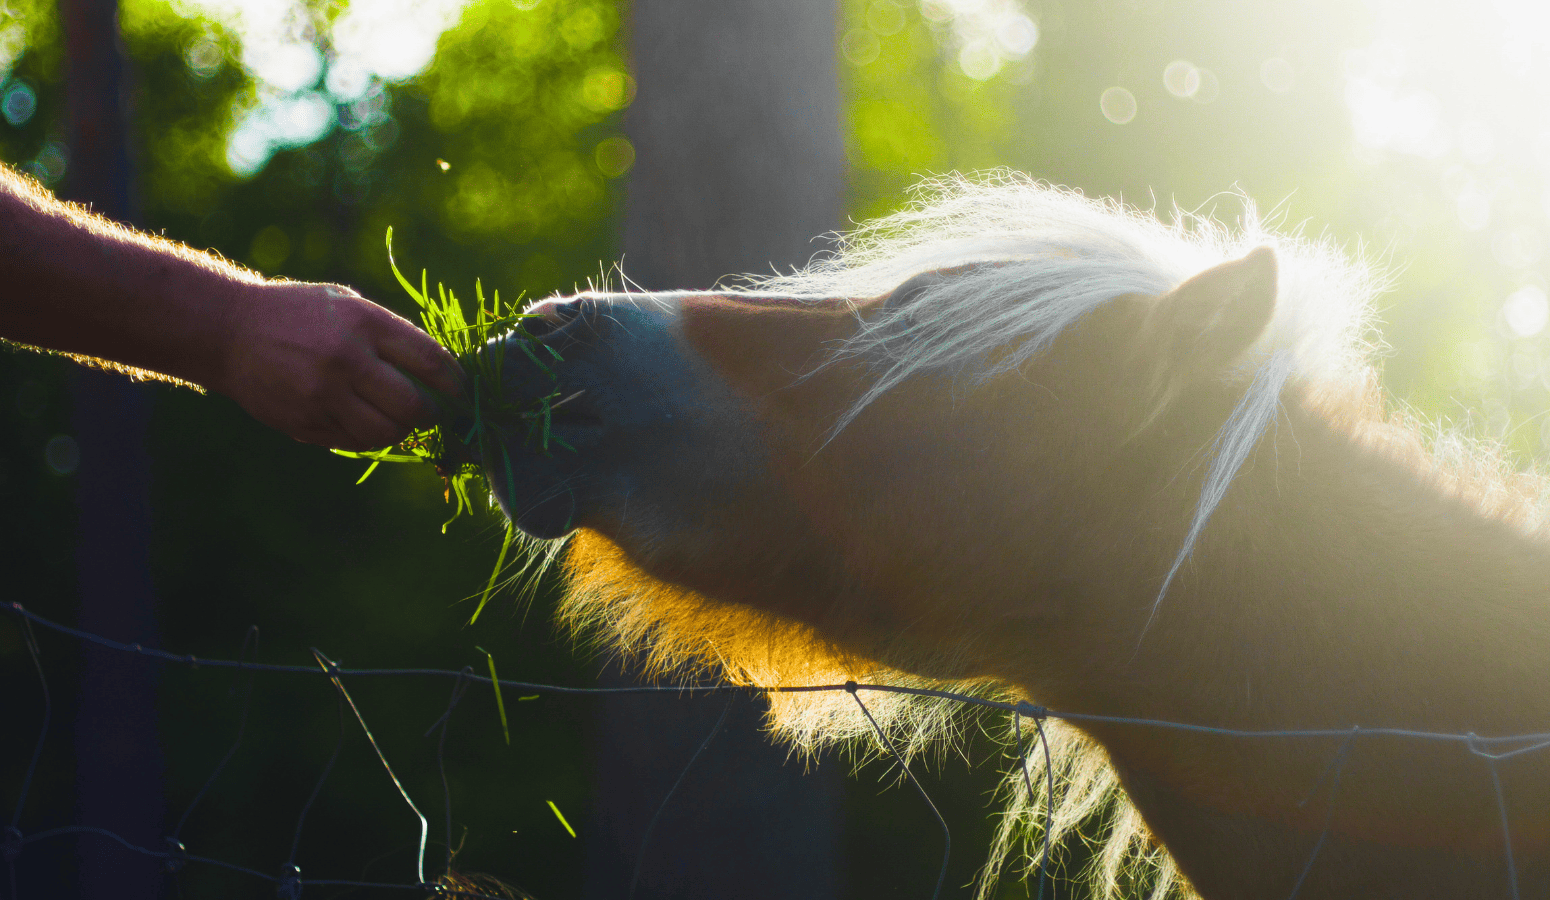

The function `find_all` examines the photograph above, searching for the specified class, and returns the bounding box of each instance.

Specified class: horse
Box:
[482,173,1550,899]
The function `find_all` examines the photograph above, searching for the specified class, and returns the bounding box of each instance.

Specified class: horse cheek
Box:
[677,296,864,399]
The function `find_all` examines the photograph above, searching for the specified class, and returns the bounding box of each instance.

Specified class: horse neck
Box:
[1032,378,1550,894]
[1074,377,1550,732]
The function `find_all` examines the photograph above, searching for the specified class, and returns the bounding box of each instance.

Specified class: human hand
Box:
[214,281,463,450]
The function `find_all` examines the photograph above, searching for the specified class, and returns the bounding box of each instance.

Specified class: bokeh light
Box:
[1,79,34,126]
[1163,60,1200,99]
[1259,57,1294,94]
[593,135,634,179]
[1100,86,1137,125]
[919,0,1037,81]
[43,434,78,475]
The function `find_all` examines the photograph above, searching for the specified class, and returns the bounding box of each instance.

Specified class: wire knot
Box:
[276,862,302,899]
[2,825,22,864]
[1016,701,1048,720]
[843,680,858,694]
[162,837,187,874]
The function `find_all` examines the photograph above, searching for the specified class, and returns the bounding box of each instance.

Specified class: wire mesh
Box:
[3,599,1542,900]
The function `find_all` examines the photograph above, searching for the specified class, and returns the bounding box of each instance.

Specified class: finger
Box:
[352,356,439,430]
[372,318,464,398]
[335,393,413,451]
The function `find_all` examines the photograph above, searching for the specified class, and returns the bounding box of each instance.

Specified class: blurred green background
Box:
[3,0,1548,896]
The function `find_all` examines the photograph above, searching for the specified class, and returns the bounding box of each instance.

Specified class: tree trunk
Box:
[582,1,846,897]
[58,1,164,897]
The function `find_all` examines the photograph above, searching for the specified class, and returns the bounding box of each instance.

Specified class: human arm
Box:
[0,166,460,450]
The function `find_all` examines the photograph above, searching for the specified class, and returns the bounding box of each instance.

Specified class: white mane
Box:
[737,172,1387,898]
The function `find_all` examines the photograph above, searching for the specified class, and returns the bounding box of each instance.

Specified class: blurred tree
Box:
[582,0,846,897]
[56,1,166,897]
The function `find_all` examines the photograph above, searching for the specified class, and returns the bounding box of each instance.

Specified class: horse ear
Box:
[881,263,996,313]
[1149,246,1277,377]
[880,270,949,314]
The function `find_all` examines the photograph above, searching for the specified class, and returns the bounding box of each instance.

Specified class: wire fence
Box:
[4,598,1546,900]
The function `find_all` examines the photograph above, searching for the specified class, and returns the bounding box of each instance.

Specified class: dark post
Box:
[58,0,165,897]
[582,1,847,897]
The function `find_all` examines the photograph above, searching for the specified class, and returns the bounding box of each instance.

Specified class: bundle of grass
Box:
[335,230,568,620]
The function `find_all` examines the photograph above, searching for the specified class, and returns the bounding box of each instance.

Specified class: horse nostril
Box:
[518,298,589,340]
[524,297,599,334]
[551,297,598,325]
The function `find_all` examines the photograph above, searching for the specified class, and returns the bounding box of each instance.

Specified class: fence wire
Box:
[3,599,1544,900]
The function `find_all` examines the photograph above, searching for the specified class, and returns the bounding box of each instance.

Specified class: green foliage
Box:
[416,0,631,278]
[111,0,630,310]
[117,0,247,220]
[0,0,62,180]
[0,2,620,893]
[841,0,1028,221]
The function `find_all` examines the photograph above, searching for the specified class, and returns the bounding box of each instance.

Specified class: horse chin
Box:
[481,434,591,541]
[503,492,579,541]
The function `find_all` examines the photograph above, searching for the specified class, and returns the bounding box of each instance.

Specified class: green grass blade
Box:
[546,800,577,838]
[516,339,554,376]
[354,460,381,484]
[468,522,515,624]
[421,269,433,327]
[384,228,425,307]
[475,645,511,746]
[332,448,422,463]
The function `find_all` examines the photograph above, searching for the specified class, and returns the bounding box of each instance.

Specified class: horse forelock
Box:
[745,172,1383,392]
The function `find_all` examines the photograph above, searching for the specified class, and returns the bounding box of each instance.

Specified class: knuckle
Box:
[299,382,332,405]
[323,332,360,362]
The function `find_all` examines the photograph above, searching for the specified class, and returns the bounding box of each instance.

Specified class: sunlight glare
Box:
[919,0,1037,81]
[1504,285,1550,338]
[177,0,473,177]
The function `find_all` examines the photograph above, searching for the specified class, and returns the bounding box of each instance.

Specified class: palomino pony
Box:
[485,175,1550,899]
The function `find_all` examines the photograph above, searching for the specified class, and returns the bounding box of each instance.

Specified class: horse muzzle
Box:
[479,291,771,541]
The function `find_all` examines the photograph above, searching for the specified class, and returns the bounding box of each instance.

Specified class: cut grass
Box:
[335,229,570,621]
